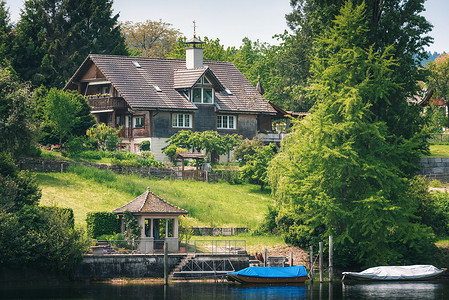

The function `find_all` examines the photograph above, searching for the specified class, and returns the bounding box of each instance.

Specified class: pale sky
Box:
[4,0,449,52]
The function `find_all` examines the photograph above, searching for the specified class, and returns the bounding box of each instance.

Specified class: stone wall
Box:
[17,158,175,179]
[75,254,184,279]
[418,157,449,182]
[75,254,249,279]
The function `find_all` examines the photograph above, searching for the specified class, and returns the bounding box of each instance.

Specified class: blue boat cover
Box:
[228,266,308,278]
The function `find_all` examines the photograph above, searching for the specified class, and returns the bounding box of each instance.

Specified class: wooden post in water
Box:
[319,242,323,283]
[164,242,168,285]
[264,248,268,267]
[329,236,333,282]
[290,252,294,267]
[309,246,313,282]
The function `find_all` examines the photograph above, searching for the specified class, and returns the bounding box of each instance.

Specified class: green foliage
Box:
[12,0,127,88]
[233,138,264,167]
[162,130,242,162]
[240,144,276,190]
[0,1,12,62]
[427,54,449,125]
[121,20,181,58]
[86,123,122,151]
[0,152,41,212]
[424,104,447,134]
[86,211,120,239]
[122,210,141,241]
[268,2,434,267]
[0,65,35,156]
[139,140,151,151]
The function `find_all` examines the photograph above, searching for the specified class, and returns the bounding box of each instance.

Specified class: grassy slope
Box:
[36,167,274,229]
[428,145,449,157]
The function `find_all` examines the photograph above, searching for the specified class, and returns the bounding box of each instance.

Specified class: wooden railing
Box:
[87,96,127,110]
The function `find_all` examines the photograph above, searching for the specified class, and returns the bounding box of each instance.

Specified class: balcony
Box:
[87,95,128,111]
[257,132,288,143]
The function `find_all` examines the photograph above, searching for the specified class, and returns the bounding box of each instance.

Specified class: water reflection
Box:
[342,282,443,300]
[1,280,449,299]
[230,284,307,299]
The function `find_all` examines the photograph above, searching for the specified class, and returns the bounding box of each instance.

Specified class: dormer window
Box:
[191,75,214,104]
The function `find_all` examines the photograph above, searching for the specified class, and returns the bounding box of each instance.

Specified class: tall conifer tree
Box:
[12,0,127,88]
[269,1,434,267]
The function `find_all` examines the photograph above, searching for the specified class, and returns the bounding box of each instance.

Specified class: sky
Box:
[4,0,449,53]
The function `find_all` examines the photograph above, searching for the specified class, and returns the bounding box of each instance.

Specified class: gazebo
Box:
[174,152,207,181]
[113,187,188,253]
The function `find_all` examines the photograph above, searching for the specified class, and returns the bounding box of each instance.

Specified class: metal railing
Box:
[429,133,449,144]
[89,239,246,255]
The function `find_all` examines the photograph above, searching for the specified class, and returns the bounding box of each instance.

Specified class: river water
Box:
[1,280,449,299]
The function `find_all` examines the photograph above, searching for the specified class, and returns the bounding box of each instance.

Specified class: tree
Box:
[240,143,275,191]
[12,0,127,88]
[268,2,434,267]
[0,65,35,156]
[427,54,449,125]
[168,36,235,62]
[280,0,432,121]
[0,1,12,62]
[121,19,181,57]
[233,137,264,167]
[44,89,81,146]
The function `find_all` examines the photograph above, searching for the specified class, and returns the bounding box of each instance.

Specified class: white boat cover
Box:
[342,265,444,281]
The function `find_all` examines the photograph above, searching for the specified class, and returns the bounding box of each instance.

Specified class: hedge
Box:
[86,212,120,238]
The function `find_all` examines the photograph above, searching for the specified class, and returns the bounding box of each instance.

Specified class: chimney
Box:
[185,37,203,69]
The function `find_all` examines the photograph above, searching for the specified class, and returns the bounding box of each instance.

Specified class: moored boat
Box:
[227,266,309,284]
[342,265,445,281]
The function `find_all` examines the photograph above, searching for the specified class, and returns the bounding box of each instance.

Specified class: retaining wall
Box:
[418,157,449,182]
[75,254,249,279]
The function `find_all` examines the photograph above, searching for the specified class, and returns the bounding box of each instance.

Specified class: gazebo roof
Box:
[113,187,188,215]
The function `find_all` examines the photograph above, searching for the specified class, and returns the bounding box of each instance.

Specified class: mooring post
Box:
[290,252,294,267]
[309,245,313,282]
[319,242,323,283]
[264,248,268,267]
[329,236,333,282]
[164,242,168,285]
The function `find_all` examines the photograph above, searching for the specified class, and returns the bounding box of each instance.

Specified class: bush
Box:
[86,212,120,238]
[78,150,103,160]
[65,136,86,157]
[139,140,151,151]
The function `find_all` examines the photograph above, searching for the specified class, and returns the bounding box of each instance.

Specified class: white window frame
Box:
[191,75,214,104]
[133,116,144,128]
[172,113,192,128]
[217,115,236,130]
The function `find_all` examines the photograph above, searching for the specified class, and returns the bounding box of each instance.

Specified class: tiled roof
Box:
[66,54,276,114]
[112,187,188,215]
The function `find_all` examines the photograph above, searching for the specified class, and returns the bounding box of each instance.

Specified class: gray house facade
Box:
[65,38,276,161]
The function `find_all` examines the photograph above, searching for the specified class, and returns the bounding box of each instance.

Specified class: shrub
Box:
[429,179,442,188]
[139,140,151,151]
[86,123,122,151]
[65,136,86,157]
[86,212,121,238]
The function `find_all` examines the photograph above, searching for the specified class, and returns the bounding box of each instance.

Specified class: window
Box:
[217,115,236,129]
[101,86,110,95]
[191,75,214,104]
[172,113,192,128]
[133,116,144,128]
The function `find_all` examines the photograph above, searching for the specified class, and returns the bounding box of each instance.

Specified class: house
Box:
[64,37,277,161]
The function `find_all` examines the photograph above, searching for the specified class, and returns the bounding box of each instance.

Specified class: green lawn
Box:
[36,166,274,229]
[428,145,449,157]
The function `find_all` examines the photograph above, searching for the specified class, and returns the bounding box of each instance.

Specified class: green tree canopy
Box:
[427,54,449,125]
[121,19,181,57]
[268,1,434,267]
[0,64,35,156]
[12,0,127,88]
